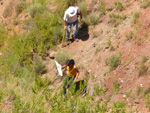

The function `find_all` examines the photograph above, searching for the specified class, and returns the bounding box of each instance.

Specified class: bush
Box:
[109,13,127,26]
[84,13,100,25]
[140,0,150,9]
[33,55,45,75]
[27,3,44,18]
[0,26,7,47]
[115,1,125,11]
[139,56,148,76]
[78,1,88,17]
[15,1,28,17]
[55,50,70,65]
[0,89,2,103]
[132,12,140,24]
[3,6,11,18]
[112,101,126,112]
[113,80,119,92]
[99,0,106,14]
[125,31,134,40]
[105,53,121,71]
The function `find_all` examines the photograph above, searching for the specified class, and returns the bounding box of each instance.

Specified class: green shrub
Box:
[99,0,106,14]
[115,1,125,11]
[55,50,70,65]
[0,26,7,47]
[3,8,9,18]
[11,19,19,25]
[85,13,100,25]
[106,38,111,47]
[0,89,2,103]
[132,12,140,24]
[140,0,150,9]
[125,31,134,40]
[32,76,51,94]
[135,36,141,44]
[109,13,127,26]
[113,80,119,92]
[105,53,121,71]
[146,98,150,111]
[33,55,45,75]
[139,56,148,76]
[3,2,12,18]
[93,84,104,96]
[15,1,28,17]
[112,101,126,113]
[78,1,88,17]
[136,86,144,96]
[27,3,44,18]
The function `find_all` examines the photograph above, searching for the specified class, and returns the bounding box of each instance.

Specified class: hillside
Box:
[0,0,150,112]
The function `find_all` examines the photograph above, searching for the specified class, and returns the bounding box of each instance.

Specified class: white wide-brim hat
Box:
[68,6,77,17]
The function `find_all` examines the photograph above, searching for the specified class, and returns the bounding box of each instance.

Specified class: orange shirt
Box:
[67,65,79,77]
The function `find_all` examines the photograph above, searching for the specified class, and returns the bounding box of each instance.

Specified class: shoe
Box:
[75,38,79,42]
[66,39,71,45]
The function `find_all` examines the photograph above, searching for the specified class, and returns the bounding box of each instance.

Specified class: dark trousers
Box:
[63,75,75,95]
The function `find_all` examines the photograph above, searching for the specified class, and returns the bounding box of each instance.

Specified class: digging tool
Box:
[61,30,66,47]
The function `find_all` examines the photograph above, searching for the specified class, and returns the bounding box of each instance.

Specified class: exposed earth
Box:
[1,0,150,112]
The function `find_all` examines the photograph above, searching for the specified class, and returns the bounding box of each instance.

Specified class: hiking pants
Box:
[66,20,78,39]
[63,75,75,95]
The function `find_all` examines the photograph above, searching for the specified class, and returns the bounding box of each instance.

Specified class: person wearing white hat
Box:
[64,4,83,42]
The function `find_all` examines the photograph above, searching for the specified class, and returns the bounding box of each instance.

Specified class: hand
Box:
[80,18,83,23]
[64,25,67,30]
[74,79,77,83]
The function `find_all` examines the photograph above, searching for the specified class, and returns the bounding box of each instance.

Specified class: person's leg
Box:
[72,20,78,39]
[68,77,75,88]
[68,77,75,96]
[63,75,69,95]
[66,23,72,39]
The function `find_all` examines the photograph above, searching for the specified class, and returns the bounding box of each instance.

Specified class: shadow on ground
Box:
[75,80,87,95]
[76,23,89,41]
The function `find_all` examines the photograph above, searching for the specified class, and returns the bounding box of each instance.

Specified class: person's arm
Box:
[74,71,79,82]
[64,20,67,30]
[79,11,83,23]
[62,65,67,69]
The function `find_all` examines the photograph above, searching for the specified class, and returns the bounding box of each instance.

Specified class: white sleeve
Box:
[76,7,80,14]
[64,12,67,21]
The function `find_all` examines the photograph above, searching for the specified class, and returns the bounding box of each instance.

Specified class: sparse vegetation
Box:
[140,0,150,9]
[85,13,100,25]
[27,3,44,18]
[136,86,144,96]
[125,30,134,40]
[95,46,102,54]
[3,3,11,18]
[113,80,119,92]
[55,50,70,65]
[0,26,7,47]
[112,101,126,112]
[98,0,106,14]
[78,1,88,17]
[15,1,28,17]
[1,0,150,112]
[135,36,141,45]
[115,1,125,11]
[92,30,100,38]
[138,56,148,76]
[105,53,121,71]
[106,38,114,51]
[109,13,127,26]
[93,84,105,96]
[132,12,140,25]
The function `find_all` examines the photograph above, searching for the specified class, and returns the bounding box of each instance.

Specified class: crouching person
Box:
[61,59,79,98]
